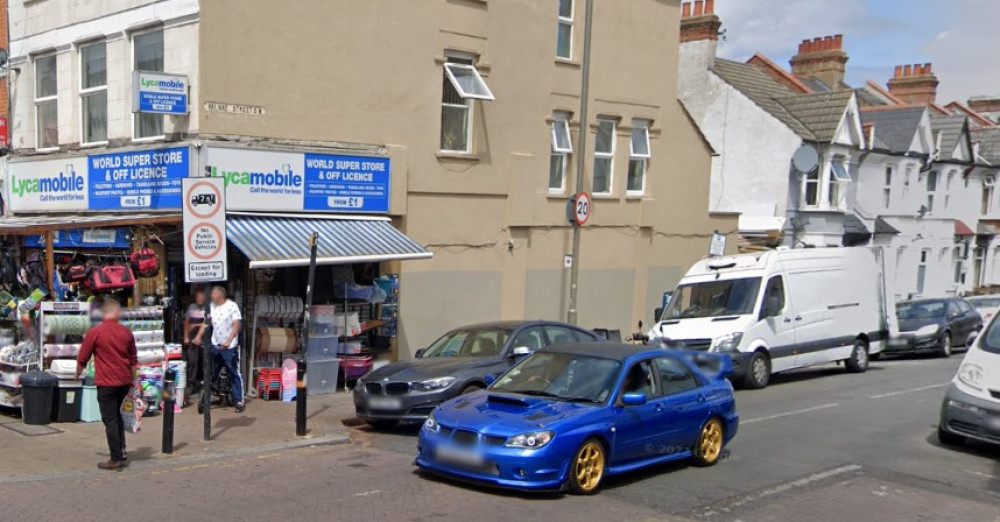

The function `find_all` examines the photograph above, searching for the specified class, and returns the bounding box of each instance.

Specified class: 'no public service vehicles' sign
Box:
[183,178,228,283]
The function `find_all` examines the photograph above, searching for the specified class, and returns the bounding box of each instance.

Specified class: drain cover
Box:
[348,463,369,468]
[1,422,64,437]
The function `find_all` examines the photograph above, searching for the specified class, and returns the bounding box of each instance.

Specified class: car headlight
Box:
[505,431,554,449]
[414,376,456,392]
[712,332,743,353]
[915,324,940,337]
[957,363,984,390]
[423,414,440,433]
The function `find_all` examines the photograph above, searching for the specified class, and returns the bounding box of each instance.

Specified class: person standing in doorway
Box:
[183,287,207,403]
[76,299,137,471]
[209,286,245,413]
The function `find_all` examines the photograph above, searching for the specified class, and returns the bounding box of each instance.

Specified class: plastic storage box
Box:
[51,381,82,422]
[306,337,339,360]
[307,358,340,396]
[80,385,101,422]
[340,355,373,381]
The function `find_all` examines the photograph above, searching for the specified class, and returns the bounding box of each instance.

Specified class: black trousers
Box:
[97,385,131,461]
[185,342,204,397]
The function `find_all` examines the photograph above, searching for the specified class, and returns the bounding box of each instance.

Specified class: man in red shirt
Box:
[76,299,137,471]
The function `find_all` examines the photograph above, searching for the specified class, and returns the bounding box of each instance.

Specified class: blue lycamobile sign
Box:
[6,147,194,213]
[132,71,189,115]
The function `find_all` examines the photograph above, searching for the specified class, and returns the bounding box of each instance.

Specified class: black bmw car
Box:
[886,297,982,358]
[353,320,606,429]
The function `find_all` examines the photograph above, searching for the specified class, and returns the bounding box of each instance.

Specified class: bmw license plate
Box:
[367,397,402,410]
[436,446,484,467]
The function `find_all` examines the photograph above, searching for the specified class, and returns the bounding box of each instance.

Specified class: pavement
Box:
[0,389,353,483]
[4,355,1000,521]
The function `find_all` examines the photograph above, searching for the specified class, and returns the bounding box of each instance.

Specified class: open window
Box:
[443,63,495,101]
[831,160,851,182]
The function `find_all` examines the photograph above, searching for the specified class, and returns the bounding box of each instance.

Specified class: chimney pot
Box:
[904,64,913,77]
[834,34,843,50]
[894,65,903,78]
[924,63,933,75]
[682,2,691,18]
[799,40,810,54]
[693,0,704,16]
[705,0,714,15]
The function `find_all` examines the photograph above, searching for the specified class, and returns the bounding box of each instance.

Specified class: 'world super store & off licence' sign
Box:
[6,147,192,213]
[204,147,390,214]
[89,148,190,210]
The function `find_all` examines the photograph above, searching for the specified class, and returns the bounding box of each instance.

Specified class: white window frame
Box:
[983,177,995,215]
[131,27,165,142]
[883,166,893,209]
[802,170,821,208]
[34,53,59,151]
[917,248,930,294]
[443,63,495,101]
[627,120,651,196]
[593,118,617,196]
[549,112,572,193]
[557,0,574,60]
[79,41,108,147]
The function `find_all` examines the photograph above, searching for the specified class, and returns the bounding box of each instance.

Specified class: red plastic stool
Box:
[257,369,282,401]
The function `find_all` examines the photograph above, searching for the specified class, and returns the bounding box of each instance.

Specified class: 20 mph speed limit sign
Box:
[183,178,228,283]
[570,192,592,226]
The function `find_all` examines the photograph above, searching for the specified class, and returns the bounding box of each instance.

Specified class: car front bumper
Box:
[725,351,753,380]
[415,429,570,491]
[939,383,1000,446]
[353,386,458,422]
[884,333,941,355]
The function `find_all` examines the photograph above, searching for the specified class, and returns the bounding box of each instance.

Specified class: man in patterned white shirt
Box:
[209,286,245,413]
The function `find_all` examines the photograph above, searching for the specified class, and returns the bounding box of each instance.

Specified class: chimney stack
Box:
[887,63,939,106]
[680,0,723,44]
[789,34,849,90]
[968,96,1000,123]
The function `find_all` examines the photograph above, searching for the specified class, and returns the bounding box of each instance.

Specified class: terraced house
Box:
[1,0,733,357]
[677,0,1000,299]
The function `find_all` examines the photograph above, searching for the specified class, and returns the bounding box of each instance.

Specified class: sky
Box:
[713,0,1000,104]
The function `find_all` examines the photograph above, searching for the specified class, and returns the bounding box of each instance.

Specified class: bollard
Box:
[162,369,176,454]
[296,358,307,436]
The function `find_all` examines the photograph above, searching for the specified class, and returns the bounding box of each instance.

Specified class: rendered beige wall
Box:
[197,0,736,355]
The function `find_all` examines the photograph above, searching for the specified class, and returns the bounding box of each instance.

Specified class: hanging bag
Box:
[88,265,136,291]
[130,245,160,278]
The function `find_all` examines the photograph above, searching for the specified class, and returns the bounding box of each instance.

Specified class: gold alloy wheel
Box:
[697,418,724,464]
[573,441,605,493]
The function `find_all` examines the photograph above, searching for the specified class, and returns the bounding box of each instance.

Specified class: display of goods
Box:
[88,265,136,291]
[256,327,298,354]
[129,249,160,278]
[42,315,93,336]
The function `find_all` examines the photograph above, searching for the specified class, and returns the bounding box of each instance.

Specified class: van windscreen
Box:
[663,277,762,320]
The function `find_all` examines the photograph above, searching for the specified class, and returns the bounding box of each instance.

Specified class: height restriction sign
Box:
[183,178,228,283]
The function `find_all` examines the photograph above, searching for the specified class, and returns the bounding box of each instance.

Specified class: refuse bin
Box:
[52,381,83,422]
[20,371,58,425]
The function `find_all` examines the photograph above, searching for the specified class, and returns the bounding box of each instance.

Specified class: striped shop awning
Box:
[226,213,432,269]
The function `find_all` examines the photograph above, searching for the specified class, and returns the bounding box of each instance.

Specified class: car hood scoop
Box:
[436,392,594,435]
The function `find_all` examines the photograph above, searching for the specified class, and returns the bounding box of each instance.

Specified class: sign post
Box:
[183,178,227,442]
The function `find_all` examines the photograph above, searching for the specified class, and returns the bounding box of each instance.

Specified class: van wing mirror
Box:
[414,348,426,358]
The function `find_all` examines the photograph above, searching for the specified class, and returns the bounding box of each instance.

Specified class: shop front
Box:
[0,142,429,415]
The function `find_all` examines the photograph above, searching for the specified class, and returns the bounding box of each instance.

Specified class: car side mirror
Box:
[414,348,426,358]
[654,307,664,322]
[484,374,496,386]
[622,393,647,406]
[511,346,531,358]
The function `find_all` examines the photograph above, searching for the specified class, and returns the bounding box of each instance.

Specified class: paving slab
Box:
[0,390,355,482]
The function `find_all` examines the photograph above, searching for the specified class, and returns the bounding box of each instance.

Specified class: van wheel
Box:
[845,339,869,373]
[742,351,770,389]
[938,332,952,358]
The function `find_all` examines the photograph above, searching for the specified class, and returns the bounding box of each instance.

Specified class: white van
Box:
[647,247,893,389]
